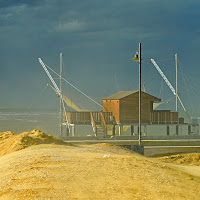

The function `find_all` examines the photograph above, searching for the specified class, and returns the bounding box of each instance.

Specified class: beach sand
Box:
[0,130,200,200]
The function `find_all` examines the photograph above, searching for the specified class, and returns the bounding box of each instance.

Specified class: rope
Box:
[44,63,103,108]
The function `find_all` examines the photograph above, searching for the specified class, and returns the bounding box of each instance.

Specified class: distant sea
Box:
[0,108,95,137]
[0,108,60,137]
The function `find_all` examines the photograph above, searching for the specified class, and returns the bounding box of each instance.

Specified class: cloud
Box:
[56,20,86,32]
[0,0,200,110]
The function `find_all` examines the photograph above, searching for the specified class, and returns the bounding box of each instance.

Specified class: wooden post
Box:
[112,125,115,136]
[72,125,75,136]
[171,113,173,124]
[131,125,134,136]
[180,125,182,135]
[119,125,123,136]
[144,125,147,136]
[188,125,191,135]
[150,112,152,124]
[66,126,69,137]
[176,125,179,135]
[167,125,170,136]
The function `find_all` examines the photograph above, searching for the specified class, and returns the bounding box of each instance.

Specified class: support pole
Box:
[112,125,115,136]
[180,125,182,135]
[167,125,170,136]
[175,53,178,112]
[176,125,179,135]
[131,125,134,136]
[139,42,142,145]
[119,125,123,136]
[188,125,191,135]
[72,125,75,137]
[66,125,69,136]
[144,125,147,136]
[60,52,63,136]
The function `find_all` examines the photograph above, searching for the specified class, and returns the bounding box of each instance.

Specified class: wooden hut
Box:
[65,91,179,136]
[102,91,178,124]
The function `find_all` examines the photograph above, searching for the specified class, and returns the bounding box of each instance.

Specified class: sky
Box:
[0,0,200,114]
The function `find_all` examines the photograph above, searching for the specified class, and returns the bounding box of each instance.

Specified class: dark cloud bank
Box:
[0,0,200,114]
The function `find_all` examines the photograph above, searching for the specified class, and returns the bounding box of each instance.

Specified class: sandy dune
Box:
[0,130,200,200]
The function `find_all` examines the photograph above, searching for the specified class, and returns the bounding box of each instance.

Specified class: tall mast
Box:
[60,52,63,136]
[175,53,178,112]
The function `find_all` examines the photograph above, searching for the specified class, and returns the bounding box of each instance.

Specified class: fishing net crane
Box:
[38,57,71,135]
[38,58,102,110]
[38,58,61,96]
[38,57,103,136]
[150,59,191,120]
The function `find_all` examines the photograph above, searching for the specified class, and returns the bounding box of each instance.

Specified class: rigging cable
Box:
[62,60,84,111]
[178,59,194,114]
[44,62,103,108]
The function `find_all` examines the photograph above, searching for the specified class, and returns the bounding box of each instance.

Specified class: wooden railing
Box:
[150,111,178,124]
[100,112,107,136]
[66,112,113,124]
[90,112,97,136]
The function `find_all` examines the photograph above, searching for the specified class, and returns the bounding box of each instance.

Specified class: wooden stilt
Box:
[176,125,179,135]
[131,125,134,136]
[66,126,69,137]
[144,125,147,136]
[119,125,123,136]
[112,125,115,136]
[188,125,191,135]
[72,125,75,136]
[167,125,170,136]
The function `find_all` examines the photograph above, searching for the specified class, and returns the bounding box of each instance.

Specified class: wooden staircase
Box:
[65,111,113,137]
[90,112,108,138]
[96,124,105,138]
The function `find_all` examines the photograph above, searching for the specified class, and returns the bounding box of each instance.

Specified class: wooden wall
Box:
[119,93,153,123]
[102,100,120,123]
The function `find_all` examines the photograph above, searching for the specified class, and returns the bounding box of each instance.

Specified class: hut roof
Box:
[103,91,161,101]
